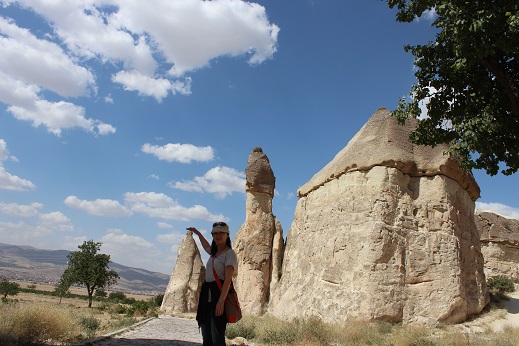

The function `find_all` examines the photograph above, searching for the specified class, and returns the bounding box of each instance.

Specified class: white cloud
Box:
[0,221,49,245]
[157,222,173,229]
[156,232,185,245]
[64,195,133,217]
[415,8,437,22]
[110,0,279,76]
[39,211,74,232]
[168,166,245,199]
[0,167,36,191]
[147,174,160,180]
[104,94,114,103]
[1,0,278,104]
[96,121,117,135]
[124,191,227,221]
[0,0,278,136]
[0,17,95,97]
[476,202,519,220]
[0,139,17,162]
[0,17,116,136]
[100,229,176,273]
[0,71,114,136]
[141,143,214,163]
[0,139,36,191]
[0,202,43,217]
[61,236,89,251]
[0,212,74,247]
[112,70,191,102]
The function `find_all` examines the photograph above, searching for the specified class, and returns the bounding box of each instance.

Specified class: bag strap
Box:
[212,256,224,291]
[212,256,237,303]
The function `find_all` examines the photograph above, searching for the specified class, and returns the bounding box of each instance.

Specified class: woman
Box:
[188,222,237,346]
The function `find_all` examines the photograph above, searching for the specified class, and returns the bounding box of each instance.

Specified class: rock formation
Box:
[476,210,519,282]
[269,107,488,325]
[161,231,205,315]
[234,147,284,315]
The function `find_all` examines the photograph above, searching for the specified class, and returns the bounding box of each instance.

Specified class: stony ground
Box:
[83,316,203,346]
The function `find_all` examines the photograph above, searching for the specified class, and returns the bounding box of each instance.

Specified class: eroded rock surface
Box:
[234,147,284,315]
[161,231,205,315]
[477,210,519,282]
[269,108,488,325]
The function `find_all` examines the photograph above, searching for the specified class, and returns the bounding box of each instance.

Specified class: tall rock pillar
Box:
[161,231,205,315]
[234,147,284,315]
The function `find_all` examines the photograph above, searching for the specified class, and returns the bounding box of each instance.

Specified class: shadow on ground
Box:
[505,296,519,314]
[84,339,201,346]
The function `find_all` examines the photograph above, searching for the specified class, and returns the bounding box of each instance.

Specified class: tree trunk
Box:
[479,57,519,119]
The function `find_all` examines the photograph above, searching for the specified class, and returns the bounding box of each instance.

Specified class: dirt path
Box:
[82,316,203,346]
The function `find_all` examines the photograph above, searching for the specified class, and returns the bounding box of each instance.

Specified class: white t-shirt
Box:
[205,248,238,282]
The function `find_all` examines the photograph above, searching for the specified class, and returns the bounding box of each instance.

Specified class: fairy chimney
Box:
[161,231,205,315]
[234,147,284,315]
[269,107,488,325]
[476,210,519,282]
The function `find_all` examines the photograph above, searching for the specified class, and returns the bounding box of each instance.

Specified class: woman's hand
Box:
[187,227,200,236]
[215,299,225,316]
[186,227,211,254]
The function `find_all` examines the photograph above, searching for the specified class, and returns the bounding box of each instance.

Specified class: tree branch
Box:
[479,57,519,119]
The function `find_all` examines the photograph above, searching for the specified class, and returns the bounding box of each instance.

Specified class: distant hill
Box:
[0,242,169,295]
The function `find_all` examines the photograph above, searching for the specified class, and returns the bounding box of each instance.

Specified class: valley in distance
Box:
[0,242,169,296]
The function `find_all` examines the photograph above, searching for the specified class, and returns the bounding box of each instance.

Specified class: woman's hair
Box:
[210,237,232,256]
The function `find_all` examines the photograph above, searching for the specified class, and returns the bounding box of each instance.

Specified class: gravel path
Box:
[83,316,203,346]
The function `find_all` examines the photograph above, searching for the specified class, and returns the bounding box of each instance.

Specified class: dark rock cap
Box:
[245,147,275,195]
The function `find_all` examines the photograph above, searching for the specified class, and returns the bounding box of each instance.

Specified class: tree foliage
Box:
[54,275,72,304]
[0,277,20,299]
[386,0,519,175]
[62,240,119,308]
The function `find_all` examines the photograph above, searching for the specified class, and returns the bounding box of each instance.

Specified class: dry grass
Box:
[0,300,141,345]
[226,314,519,346]
[0,301,84,345]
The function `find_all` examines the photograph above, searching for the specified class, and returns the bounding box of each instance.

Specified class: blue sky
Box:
[0,0,517,275]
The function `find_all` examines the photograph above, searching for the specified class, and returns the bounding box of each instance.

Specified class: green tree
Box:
[0,277,20,299]
[386,0,519,175]
[63,240,119,308]
[54,274,72,304]
[95,288,107,298]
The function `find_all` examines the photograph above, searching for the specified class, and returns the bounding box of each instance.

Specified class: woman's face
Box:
[212,231,228,246]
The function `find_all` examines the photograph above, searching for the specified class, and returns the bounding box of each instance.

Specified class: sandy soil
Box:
[455,289,519,334]
[487,290,519,332]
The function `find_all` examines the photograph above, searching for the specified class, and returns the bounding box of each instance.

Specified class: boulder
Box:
[269,108,488,325]
[476,210,519,282]
[161,231,205,315]
[234,147,284,315]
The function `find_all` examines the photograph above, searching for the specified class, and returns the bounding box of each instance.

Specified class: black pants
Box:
[197,281,227,346]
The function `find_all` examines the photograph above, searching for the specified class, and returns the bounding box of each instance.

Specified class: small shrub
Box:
[127,300,151,316]
[488,275,515,295]
[95,289,107,298]
[79,316,100,338]
[255,315,299,345]
[226,316,257,340]
[108,291,128,303]
[152,293,164,307]
[109,303,129,314]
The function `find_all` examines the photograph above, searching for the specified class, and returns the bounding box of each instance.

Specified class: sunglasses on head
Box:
[213,222,227,227]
